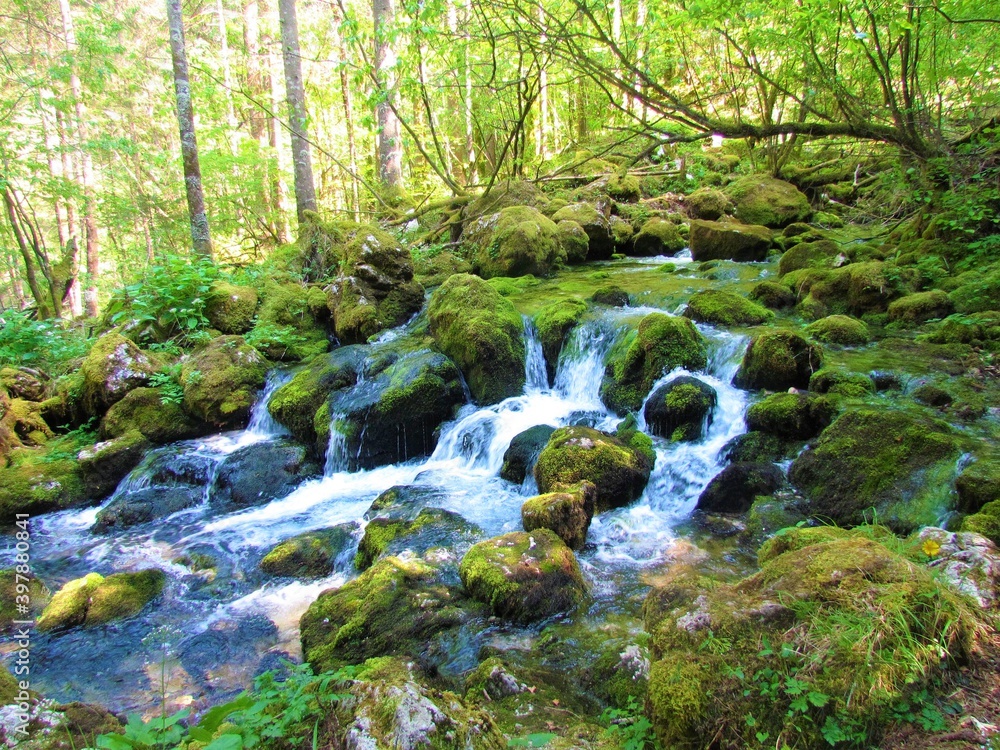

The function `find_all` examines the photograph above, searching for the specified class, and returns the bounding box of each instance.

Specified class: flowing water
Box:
[6,304,751,713]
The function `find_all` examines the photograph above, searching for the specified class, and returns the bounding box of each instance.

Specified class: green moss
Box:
[0,452,87,525]
[683,289,773,327]
[261,527,355,578]
[251,282,329,361]
[601,313,708,414]
[733,330,824,391]
[948,269,1000,314]
[85,569,165,625]
[37,572,103,632]
[643,377,717,442]
[99,387,209,444]
[181,336,268,427]
[533,298,587,377]
[887,290,954,325]
[747,280,795,309]
[684,187,732,220]
[777,239,841,276]
[608,173,641,201]
[554,219,589,264]
[805,314,871,346]
[551,203,614,260]
[808,368,875,397]
[688,219,773,262]
[521,482,596,549]
[79,333,158,416]
[354,518,410,570]
[960,500,1000,544]
[919,312,1000,347]
[955,460,1000,514]
[725,175,812,228]
[746,392,837,440]
[204,281,258,334]
[631,218,686,256]
[427,274,526,404]
[0,568,49,629]
[0,665,18,704]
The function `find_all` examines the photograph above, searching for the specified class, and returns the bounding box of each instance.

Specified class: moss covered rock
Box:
[204,281,258,334]
[748,281,795,309]
[591,285,629,306]
[725,175,813,228]
[551,203,614,260]
[464,205,568,279]
[794,261,907,318]
[427,273,525,404]
[260,524,357,578]
[249,281,329,361]
[777,239,842,276]
[93,485,202,531]
[919,312,1000,347]
[807,368,875,398]
[534,426,653,512]
[300,555,473,672]
[746,392,837,440]
[887,289,954,325]
[521,481,597,549]
[0,455,87,525]
[721,431,791,464]
[0,366,48,402]
[643,527,979,748]
[948,269,1000,314]
[955,461,1000,514]
[78,430,151,500]
[643,376,717,442]
[696,462,785,513]
[733,330,823,391]
[688,219,773,262]
[805,314,870,346]
[0,568,49,630]
[500,424,557,484]
[37,569,165,631]
[601,313,708,414]
[789,409,960,531]
[961,500,1000,545]
[99,387,211,444]
[533,298,587,379]
[80,333,158,415]
[326,225,425,343]
[683,289,773,327]
[181,336,268,428]
[631,218,686,257]
[355,508,480,570]
[685,188,732,220]
[459,529,586,622]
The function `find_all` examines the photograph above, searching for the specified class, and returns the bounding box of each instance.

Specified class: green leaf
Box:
[508,733,558,748]
[204,734,243,750]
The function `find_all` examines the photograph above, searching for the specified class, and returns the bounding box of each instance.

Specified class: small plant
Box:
[149,365,185,406]
[601,697,658,750]
[244,322,306,359]
[0,309,89,370]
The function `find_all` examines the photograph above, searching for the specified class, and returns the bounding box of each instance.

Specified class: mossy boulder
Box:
[300,555,473,672]
[920,312,1000,347]
[725,175,813,228]
[521,481,597,549]
[685,188,732,220]
[551,203,614,260]
[643,376,717,442]
[0,568,49,630]
[0,366,48,402]
[955,461,1000,514]
[789,409,960,531]
[326,225,425,343]
[80,333,158,415]
[459,529,586,622]
[777,239,842,276]
[948,269,1000,314]
[260,524,357,578]
[355,508,480,570]
[204,281,258,334]
[534,426,653,512]
[249,281,329,361]
[961,501,1000,545]
[99,387,211,444]
[427,273,526,404]
[554,219,590,264]
[631,218,686,257]
[795,261,907,318]
[608,173,641,201]
[733,330,823,391]
[643,527,979,748]
[696,462,785,513]
[911,382,952,407]
[805,314,870,346]
[211,440,319,512]
[533,298,587,379]
[181,336,268,428]
[688,220,772,262]
[365,484,450,521]
[808,368,875,398]
[721,431,792,464]
[77,430,151,500]
[887,289,954,325]
[746,392,837,440]
[464,206,567,279]
[748,281,795,309]
[0,455,87,525]
[591,284,630,306]
[683,289,773,327]
[37,569,165,631]
[601,313,708,414]
[500,424,557,484]
[5,397,53,446]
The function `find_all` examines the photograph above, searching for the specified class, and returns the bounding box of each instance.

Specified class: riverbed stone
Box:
[37,569,165,631]
[683,289,773,327]
[725,175,812,228]
[99,387,212,444]
[355,508,481,571]
[695,463,785,513]
[80,333,158,415]
[78,430,152,500]
[551,203,614,260]
[745,392,837,440]
[643,377,717,442]
[211,440,319,512]
[733,330,823,391]
[260,524,358,578]
[521,481,596,549]
[631,217,686,256]
[181,336,268,428]
[688,220,772,262]
[721,431,791,464]
[500,425,557,484]
[805,314,870,346]
[464,205,567,279]
[92,485,203,531]
[533,298,587,379]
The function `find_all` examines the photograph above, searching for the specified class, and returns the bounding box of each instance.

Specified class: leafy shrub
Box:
[0,309,89,370]
[148,365,185,406]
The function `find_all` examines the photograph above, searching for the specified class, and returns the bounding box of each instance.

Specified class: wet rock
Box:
[696,462,785,513]
[463,206,568,279]
[956,461,1000,514]
[535,425,653,512]
[747,281,795,309]
[204,281,258,335]
[733,330,823,391]
[182,336,268,428]
[427,273,525,404]
[211,440,319,512]
[366,485,451,521]
[643,377,717,442]
[99,387,212,444]
[721,432,791,464]
[93,486,203,531]
[500,425,557,484]
[533,299,587,379]
[745,392,837,440]
[459,529,586,622]
[688,220,772,262]
[521,481,596,549]
[683,289,772,327]
[0,568,49,630]
[805,314,870,346]
[685,187,732,220]
[725,175,812,228]
[0,366,47,402]
[37,569,165,631]
[551,203,614,260]
[260,524,359,578]
[911,383,953,407]
[777,239,842,276]
[631,217,686,256]
[355,508,481,570]
[80,333,158,415]
[808,368,875,397]
[78,430,152,500]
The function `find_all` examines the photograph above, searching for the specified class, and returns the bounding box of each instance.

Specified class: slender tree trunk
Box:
[537,5,550,160]
[216,0,238,129]
[373,0,403,189]
[463,0,475,182]
[277,0,317,222]
[268,45,292,240]
[328,4,359,216]
[166,0,214,259]
[3,187,50,318]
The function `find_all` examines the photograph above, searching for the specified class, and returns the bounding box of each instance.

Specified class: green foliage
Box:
[148,364,185,405]
[507,734,559,748]
[601,697,658,750]
[0,309,89,370]
[243,322,308,360]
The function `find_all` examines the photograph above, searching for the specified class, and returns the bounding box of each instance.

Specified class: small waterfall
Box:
[324,413,350,476]
[523,317,548,391]
[554,321,616,408]
[246,370,292,438]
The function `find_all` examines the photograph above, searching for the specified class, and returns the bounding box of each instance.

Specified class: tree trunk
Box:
[216,0,238,129]
[277,0,318,222]
[3,186,51,318]
[331,3,360,217]
[166,0,214,259]
[373,0,403,190]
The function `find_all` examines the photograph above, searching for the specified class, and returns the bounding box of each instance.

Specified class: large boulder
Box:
[427,274,526,404]
[685,188,732,220]
[725,175,812,228]
[459,529,586,622]
[211,440,319,512]
[37,569,165,632]
[643,376,717,442]
[789,409,960,531]
[805,314,870,346]
[777,239,842,276]
[550,203,614,260]
[80,333,158,415]
[0,366,48,402]
[78,430,151,500]
[733,330,823,391]
[322,349,465,470]
[532,298,587,380]
[887,290,954,325]
[99,387,212,444]
[181,336,268,428]
[249,281,329,362]
[695,462,785,513]
[631,218,686,256]
[521,482,596,549]
[355,508,481,570]
[259,524,358,578]
[745,392,837,440]
[92,485,203,531]
[0,456,86,524]
[463,206,567,279]
[204,281,258,335]
[534,426,653,512]
[789,261,906,319]
[955,460,1000,514]
[748,281,796,309]
[601,313,708,414]
[683,289,773,327]
[326,225,425,344]
[500,424,557,484]
[688,220,772,262]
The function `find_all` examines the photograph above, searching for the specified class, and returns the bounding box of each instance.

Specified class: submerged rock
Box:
[733,330,823,391]
[521,481,597,549]
[459,529,586,622]
[500,425,557,484]
[688,220,772,262]
[643,376,717,442]
[37,569,165,631]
